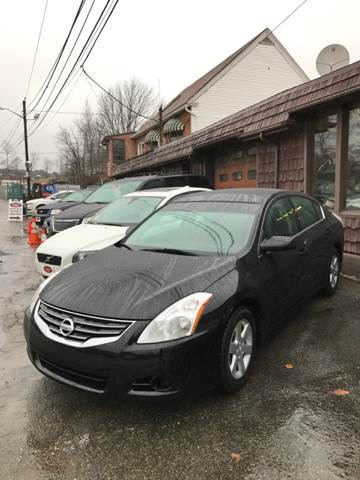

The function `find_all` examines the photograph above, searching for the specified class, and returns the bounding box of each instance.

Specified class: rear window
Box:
[84,180,143,204]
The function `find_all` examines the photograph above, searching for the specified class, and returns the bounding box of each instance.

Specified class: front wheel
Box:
[321,250,341,296]
[218,308,256,393]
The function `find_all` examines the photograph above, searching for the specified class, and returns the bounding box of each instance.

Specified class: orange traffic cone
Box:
[27,217,34,235]
[28,219,41,245]
[40,227,47,243]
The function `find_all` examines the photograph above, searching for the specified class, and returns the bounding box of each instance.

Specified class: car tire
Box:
[321,249,341,297]
[218,307,256,394]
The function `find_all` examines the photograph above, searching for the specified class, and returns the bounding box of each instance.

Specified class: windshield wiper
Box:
[139,247,196,256]
[118,243,132,250]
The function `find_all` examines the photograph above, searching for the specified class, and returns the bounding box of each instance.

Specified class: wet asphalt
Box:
[0,199,359,480]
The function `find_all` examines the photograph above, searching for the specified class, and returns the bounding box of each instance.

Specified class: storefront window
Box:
[312,113,337,209]
[346,108,360,210]
[232,171,243,181]
[219,173,229,182]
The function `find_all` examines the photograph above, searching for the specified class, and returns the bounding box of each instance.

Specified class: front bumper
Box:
[24,308,220,398]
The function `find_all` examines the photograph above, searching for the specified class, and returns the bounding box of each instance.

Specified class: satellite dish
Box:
[316,44,350,76]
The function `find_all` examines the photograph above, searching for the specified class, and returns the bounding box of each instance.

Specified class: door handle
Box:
[299,238,310,255]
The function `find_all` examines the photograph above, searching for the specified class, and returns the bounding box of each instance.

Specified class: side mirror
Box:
[260,236,296,253]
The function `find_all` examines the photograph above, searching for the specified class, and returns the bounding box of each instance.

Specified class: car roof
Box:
[123,186,211,199]
[170,188,289,204]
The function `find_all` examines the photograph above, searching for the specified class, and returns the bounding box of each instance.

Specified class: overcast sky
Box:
[0,0,359,170]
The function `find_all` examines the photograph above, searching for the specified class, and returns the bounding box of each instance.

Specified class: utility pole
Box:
[22,98,31,199]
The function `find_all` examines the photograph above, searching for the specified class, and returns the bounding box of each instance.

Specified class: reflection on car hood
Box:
[37,224,129,257]
[41,247,236,320]
[53,203,104,220]
[37,200,83,213]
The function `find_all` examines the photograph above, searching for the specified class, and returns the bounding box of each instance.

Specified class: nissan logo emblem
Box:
[59,318,75,337]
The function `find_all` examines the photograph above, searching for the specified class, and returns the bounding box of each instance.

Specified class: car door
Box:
[257,196,302,321]
[289,195,328,294]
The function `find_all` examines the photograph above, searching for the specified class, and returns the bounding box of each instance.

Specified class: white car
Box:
[35,186,209,277]
[26,190,75,215]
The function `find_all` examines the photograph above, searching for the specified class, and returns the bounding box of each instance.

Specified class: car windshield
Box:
[91,196,163,226]
[84,180,144,204]
[125,201,260,256]
[63,190,93,202]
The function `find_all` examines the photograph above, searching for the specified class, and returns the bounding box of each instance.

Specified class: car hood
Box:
[54,202,104,220]
[39,200,83,212]
[40,246,237,320]
[37,224,129,257]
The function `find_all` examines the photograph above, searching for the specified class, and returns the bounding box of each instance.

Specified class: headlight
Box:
[72,250,97,263]
[82,216,93,224]
[137,292,212,344]
[29,276,53,313]
[51,208,63,215]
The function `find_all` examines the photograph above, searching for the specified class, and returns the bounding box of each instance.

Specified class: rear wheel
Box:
[321,250,340,296]
[218,307,256,393]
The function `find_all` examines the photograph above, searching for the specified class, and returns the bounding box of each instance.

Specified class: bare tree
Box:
[97,77,156,134]
[43,158,53,175]
[57,126,84,184]
[2,140,14,174]
[31,152,39,171]
[10,156,21,170]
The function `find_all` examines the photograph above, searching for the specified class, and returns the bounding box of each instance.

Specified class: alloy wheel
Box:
[228,319,253,380]
[330,254,339,289]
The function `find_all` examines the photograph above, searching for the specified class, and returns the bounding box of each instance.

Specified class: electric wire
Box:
[28,0,116,136]
[27,0,87,112]
[82,67,157,121]
[35,0,96,118]
[25,0,49,98]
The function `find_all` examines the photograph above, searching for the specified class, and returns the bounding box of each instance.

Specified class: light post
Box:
[0,100,39,199]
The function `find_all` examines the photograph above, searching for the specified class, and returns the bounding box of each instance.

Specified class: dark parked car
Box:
[24,189,343,398]
[35,188,96,228]
[51,174,211,233]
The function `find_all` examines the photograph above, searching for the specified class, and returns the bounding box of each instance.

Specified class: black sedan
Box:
[24,189,344,398]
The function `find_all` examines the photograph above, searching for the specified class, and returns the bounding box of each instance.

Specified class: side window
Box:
[290,196,322,230]
[142,178,166,190]
[263,197,299,239]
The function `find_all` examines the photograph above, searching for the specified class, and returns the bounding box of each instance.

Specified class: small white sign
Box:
[8,199,23,222]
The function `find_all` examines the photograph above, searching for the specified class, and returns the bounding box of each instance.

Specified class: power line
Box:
[36,0,96,118]
[82,67,157,121]
[272,0,309,32]
[28,0,87,112]
[29,0,117,137]
[25,0,49,98]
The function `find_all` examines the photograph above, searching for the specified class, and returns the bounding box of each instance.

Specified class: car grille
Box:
[35,354,107,393]
[37,253,62,266]
[37,301,133,344]
[53,218,79,231]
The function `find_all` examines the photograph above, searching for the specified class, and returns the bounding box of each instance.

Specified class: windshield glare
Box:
[84,180,143,204]
[92,196,162,226]
[63,190,93,202]
[125,201,259,256]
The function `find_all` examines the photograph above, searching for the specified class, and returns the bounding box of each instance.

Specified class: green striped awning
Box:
[144,130,160,144]
[163,118,184,134]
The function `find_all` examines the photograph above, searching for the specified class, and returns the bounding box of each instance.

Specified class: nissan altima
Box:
[24,189,344,398]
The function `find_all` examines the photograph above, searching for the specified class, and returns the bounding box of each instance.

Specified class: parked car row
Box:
[24,183,344,400]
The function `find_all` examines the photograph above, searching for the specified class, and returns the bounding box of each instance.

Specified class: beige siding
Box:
[191,43,305,132]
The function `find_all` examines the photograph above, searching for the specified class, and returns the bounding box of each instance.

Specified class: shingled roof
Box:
[113,60,360,178]
[133,28,308,139]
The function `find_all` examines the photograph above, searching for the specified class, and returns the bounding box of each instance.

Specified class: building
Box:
[111,60,360,256]
[104,28,308,175]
